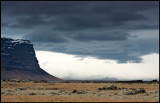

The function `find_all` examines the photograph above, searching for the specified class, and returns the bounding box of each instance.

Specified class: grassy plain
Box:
[1,81,159,102]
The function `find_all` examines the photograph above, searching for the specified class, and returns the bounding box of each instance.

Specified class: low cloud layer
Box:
[1,1,159,63]
[36,51,159,80]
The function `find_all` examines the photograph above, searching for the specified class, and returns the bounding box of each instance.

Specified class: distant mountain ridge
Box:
[1,37,63,82]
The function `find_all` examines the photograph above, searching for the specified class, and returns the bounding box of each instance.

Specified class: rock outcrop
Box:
[1,37,63,82]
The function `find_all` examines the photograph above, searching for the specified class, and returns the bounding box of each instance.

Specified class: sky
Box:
[1,1,159,80]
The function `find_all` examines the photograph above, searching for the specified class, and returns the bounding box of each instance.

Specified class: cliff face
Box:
[1,37,63,82]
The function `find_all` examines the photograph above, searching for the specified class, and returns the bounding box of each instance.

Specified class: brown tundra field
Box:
[1,80,159,102]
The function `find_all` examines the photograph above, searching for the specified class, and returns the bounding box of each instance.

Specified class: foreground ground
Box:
[1,81,159,102]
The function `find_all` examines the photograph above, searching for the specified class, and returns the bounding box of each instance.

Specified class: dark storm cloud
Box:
[2,1,158,16]
[25,30,67,43]
[33,37,159,63]
[1,23,8,27]
[51,12,147,31]
[8,16,49,29]
[2,1,158,31]
[1,1,87,16]
[71,32,129,41]
[1,1,159,63]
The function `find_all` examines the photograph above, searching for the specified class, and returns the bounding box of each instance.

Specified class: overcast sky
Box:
[1,1,159,80]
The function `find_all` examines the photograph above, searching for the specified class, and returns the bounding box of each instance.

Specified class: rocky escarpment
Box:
[1,37,63,82]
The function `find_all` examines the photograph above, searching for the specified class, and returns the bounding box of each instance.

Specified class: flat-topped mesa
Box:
[2,37,32,44]
[1,37,39,70]
[1,37,63,82]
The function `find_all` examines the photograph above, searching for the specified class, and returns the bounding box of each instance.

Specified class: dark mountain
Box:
[1,37,63,82]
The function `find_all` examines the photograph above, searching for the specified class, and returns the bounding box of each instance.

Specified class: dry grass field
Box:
[1,81,159,102]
